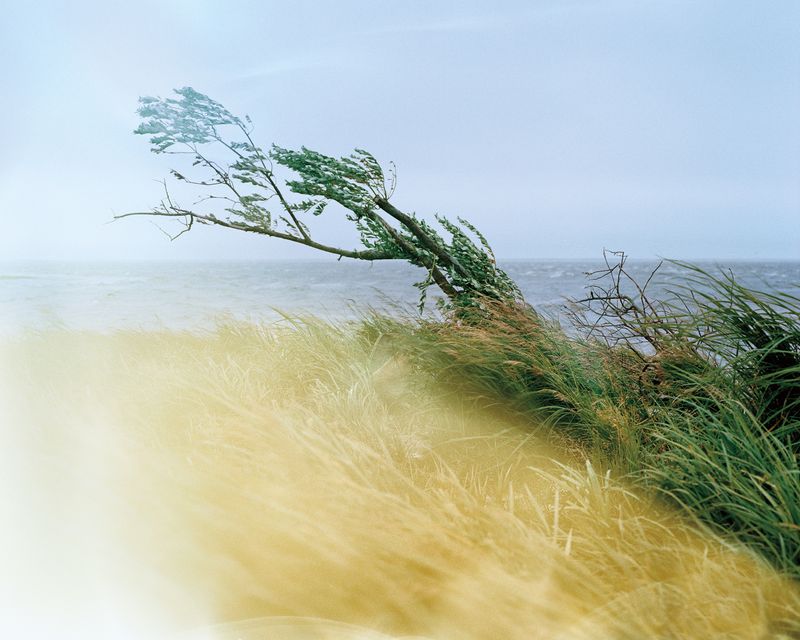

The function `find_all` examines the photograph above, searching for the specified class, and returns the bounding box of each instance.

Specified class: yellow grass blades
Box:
[2,321,798,638]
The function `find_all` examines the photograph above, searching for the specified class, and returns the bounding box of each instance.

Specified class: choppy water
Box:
[1,259,798,333]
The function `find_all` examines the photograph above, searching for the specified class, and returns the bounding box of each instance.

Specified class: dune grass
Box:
[3,316,800,639]
[367,264,800,583]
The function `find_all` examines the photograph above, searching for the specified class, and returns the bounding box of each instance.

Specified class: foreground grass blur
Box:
[2,318,799,638]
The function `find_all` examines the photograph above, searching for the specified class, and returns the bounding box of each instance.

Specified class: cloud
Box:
[356,0,655,37]
[233,53,351,81]
[361,14,512,36]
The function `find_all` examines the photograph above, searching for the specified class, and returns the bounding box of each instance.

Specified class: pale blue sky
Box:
[1,0,798,260]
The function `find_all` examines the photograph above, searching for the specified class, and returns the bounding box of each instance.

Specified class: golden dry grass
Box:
[2,320,798,639]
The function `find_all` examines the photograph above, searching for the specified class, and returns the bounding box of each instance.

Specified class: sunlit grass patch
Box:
[2,319,799,638]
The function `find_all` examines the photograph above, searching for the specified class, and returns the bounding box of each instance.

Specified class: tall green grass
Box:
[366,264,800,580]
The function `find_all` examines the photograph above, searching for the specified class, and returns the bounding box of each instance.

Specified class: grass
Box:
[366,263,800,584]
[3,314,800,638]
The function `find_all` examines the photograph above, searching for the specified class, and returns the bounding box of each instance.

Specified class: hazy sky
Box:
[1,0,798,260]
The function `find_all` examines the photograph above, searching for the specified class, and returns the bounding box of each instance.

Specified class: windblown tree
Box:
[120,87,522,310]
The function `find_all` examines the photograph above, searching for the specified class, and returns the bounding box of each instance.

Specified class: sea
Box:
[1,259,799,334]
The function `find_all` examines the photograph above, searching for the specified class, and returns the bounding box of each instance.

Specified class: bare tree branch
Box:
[113,211,392,261]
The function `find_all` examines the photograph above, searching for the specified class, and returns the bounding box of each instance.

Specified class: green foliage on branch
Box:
[125,87,522,311]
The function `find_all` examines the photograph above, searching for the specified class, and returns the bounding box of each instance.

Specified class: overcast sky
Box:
[1,0,798,260]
